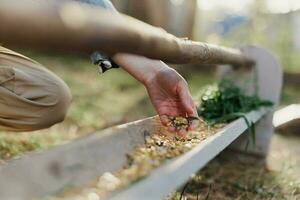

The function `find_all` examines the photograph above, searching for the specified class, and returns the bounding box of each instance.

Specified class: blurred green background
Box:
[0,0,299,199]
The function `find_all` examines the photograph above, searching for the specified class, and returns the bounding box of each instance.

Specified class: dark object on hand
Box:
[90,52,119,74]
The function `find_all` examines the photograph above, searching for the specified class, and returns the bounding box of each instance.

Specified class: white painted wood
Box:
[217,45,282,156]
[292,10,300,50]
[0,117,158,200]
[273,104,300,128]
[0,110,267,200]
[109,109,267,200]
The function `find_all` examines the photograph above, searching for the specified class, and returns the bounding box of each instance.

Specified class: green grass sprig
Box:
[197,80,273,148]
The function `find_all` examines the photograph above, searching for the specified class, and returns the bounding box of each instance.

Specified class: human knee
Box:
[0,81,72,132]
[38,80,72,128]
[0,49,73,131]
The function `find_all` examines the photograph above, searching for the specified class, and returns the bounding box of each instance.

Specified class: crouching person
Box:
[0,46,72,132]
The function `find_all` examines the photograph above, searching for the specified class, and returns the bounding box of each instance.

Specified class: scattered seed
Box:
[57,119,224,200]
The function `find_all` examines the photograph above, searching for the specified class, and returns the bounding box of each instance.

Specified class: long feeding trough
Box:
[0,1,282,200]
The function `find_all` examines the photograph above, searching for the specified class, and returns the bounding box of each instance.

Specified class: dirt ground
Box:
[169,133,300,200]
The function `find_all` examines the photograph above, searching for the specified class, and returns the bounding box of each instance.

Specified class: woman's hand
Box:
[112,53,198,136]
[144,68,199,136]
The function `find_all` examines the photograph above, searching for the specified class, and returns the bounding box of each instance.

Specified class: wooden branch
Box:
[217,45,282,155]
[0,0,254,66]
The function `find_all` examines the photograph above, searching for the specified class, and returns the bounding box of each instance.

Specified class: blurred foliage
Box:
[222,17,300,73]
[196,3,300,73]
[0,136,44,159]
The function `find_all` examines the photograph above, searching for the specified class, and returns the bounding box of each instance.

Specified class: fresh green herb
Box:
[197,80,273,148]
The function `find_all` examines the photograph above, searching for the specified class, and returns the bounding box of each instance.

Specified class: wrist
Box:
[141,60,169,85]
[112,53,169,85]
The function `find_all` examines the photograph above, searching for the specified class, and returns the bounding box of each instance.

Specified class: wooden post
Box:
[217,45,283,156]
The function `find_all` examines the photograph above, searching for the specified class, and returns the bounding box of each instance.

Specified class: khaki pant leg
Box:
[0,46,72,132]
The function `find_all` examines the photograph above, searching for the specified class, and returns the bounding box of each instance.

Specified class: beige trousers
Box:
[0,46,72,132]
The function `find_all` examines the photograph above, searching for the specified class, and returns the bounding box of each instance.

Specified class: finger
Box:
[186,95,198,117]
[177,83,198,116]
[188,96,199,117]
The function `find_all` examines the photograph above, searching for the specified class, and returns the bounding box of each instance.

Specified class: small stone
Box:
[97,172,121,191]
[87,192,100,200]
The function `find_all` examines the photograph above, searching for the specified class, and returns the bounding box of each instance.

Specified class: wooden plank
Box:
[217,45,282,156]
[109,109,267,200]
[273,104,300,129]
[0,117,159,200]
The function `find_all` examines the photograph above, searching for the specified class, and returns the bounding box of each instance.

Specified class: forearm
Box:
[0,0,169,57]
[71,0,171,83]
[0,0,115,53]
[112,53,170,85]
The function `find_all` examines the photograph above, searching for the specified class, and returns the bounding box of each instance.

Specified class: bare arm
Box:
[112,53,199,135]
[95,0,198,134]
[0,0,164,55]
[0,0,199,135]
[0,0,251,65]
[68,0,199,134]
